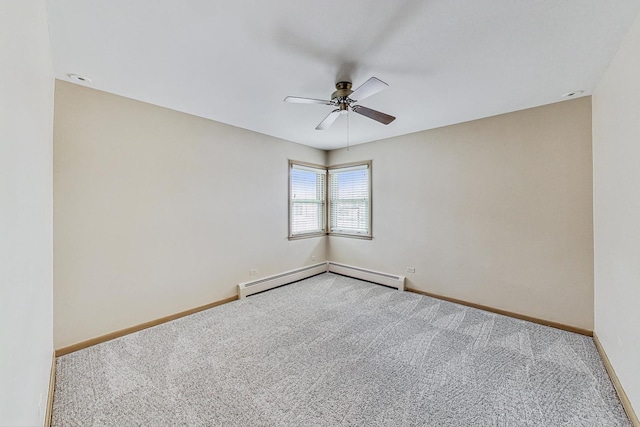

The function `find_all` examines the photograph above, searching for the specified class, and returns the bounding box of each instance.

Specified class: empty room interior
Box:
[2,0,640,426]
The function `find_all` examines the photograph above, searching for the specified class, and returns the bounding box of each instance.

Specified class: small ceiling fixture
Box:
[67,74,91,83]
[562,90,584,98]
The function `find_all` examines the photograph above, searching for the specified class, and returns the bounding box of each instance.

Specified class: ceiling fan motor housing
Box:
[332,81,353,100]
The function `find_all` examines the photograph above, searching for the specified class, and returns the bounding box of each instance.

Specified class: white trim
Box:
[327,262,405,291]
[237,263,327,299]
[328,164,368,173]
[292,163,327,174]
[237,262,405,299]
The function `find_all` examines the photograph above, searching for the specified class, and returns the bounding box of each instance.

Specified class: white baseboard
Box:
[237,263,328,299]
[237,261,405,299]
[327,262,405,291]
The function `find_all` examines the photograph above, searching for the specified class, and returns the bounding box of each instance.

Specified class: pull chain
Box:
[347,110,350,151]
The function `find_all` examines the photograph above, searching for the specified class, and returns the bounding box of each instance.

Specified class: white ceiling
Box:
[47,0,640,150]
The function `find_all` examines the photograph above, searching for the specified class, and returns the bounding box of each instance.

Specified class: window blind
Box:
[329,164,370,236]
[290,163,326,236]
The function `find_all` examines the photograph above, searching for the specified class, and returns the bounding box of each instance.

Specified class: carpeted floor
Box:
[52,273,631,426]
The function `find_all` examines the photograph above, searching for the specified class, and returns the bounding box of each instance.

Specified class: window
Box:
[328,163,371,237]
[289,160,371,239]
[289,162,326,237]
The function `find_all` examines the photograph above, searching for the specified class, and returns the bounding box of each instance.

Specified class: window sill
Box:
[288,233,327,241]
[328,232,373,240]
[288,232,372,240]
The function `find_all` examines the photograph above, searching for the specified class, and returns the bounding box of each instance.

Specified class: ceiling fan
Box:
[284,77,396,130]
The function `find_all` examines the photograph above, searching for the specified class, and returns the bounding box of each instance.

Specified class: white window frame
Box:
[288,161,327,239]
[328,161,372,239]
[288,160,372,240]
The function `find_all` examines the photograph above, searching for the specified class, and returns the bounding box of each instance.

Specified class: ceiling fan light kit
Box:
[284,77,396,130]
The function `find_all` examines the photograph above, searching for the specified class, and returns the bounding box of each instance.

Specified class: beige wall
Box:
[328,97,594,330]
[0,1,54,425]
[593,11,640,416]
[54,82,595,347]
[53,81,327,348]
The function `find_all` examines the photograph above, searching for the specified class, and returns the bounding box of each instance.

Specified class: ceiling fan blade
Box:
[284,96,333,105]
[349,77,389,102]
[352,105,396,125]
[316,109,341,130]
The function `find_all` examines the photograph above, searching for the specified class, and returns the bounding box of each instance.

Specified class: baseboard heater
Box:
[237,263,327,299]
[327,262,405,291]
[237,262,405,299]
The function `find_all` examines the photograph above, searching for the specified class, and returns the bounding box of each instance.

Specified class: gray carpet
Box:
[52,273,630,426]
